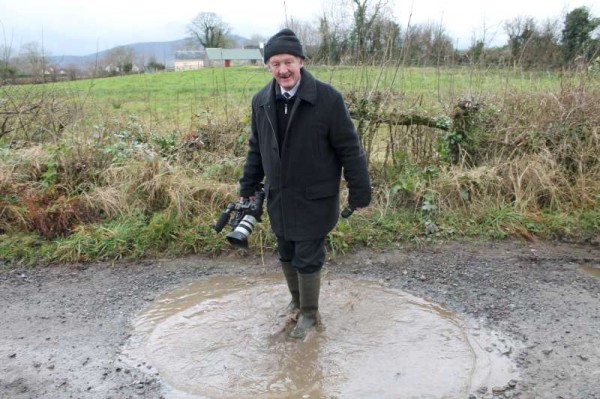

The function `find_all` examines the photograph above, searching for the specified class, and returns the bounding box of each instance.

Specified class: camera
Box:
[214,185,265,249]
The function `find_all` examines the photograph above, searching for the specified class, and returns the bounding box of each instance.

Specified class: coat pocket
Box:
[306,181,340,200]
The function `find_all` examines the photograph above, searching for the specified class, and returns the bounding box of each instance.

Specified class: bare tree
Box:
[1,23,17,81]
[401,22,454,66]
[146,56,165,72]
[244,34,268,48]
[63,63,81,81]
[0,44,17,81]
[19,42,49,81]
[502,16,563,69]
[369,16,401,61]
[103,46,135,75]
[350,0,389,61]
[187,12,230,48]
[533,18,562,69]
[504,17,536,67]
[287,18,320,57]
[316,0,352,64]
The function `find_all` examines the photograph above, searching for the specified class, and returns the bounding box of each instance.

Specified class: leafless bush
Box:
[345,72,599,215]
[0,85,84,142]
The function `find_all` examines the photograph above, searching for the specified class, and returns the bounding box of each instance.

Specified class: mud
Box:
[122,275,516,398]
[1,238,599,399]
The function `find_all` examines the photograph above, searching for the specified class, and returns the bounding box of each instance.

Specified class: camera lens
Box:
[226,215,257,249]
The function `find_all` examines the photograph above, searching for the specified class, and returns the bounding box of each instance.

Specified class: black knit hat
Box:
[263,29,305,63]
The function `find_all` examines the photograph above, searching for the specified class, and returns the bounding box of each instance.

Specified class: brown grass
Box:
[1,71,598,249]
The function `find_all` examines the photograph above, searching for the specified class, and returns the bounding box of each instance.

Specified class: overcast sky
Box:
[0,0,596,56]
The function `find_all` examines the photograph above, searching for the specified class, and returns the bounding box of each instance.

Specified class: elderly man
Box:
[239,29,371,338]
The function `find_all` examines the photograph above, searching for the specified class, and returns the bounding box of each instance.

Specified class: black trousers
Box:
[276,236,326,274]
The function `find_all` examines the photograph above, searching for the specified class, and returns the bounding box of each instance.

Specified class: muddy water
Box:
[579,263,600,277]
[123,274,517,399]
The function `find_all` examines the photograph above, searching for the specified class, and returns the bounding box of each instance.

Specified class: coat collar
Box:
[257,68,317,107]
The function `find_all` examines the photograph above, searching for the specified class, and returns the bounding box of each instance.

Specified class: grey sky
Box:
[0,0,595,56]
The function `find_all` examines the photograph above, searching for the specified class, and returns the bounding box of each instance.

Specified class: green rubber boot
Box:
[281,261,299,312]
[289,270,321,339]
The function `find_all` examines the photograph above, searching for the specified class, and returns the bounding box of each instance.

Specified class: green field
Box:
[1,65,598,265]
[54,65,562,118]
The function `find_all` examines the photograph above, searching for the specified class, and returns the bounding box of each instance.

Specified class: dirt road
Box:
[1,239,599,398]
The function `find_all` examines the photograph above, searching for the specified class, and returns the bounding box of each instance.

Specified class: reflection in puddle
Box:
[579,264,600,277]
[123,274,518,398]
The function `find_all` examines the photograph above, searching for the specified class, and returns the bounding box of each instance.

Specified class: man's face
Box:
[267,54,304,91]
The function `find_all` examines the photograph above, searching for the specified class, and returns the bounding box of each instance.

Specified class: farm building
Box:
[205,48,263,67]
[174,50,206,71]
[173,48,263,70]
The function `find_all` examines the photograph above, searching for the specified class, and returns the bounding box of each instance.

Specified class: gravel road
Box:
[1,238,598,399]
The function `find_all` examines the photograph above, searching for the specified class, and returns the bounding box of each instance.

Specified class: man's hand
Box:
[341,205,365,218]
[341,206,354,218]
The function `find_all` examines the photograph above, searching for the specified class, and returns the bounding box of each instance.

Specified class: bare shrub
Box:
[0,145,52,182]
[351,72,599,217]
[500,152,566,212]
[188,111,250,157]
[467,78,600,210]
[97,155,236,221]
[23,190,99,239]
[434,165,504,211]
[78,187,123,220]
[0,179,27,233]
[0,86,84,142]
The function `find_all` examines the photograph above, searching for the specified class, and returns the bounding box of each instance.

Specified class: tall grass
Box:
[0,65,598,265]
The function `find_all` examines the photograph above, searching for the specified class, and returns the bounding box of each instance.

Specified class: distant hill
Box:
[50,35,249,70]
[49,38,191,69]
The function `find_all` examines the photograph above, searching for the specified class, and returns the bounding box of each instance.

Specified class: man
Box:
[239,29,371,339]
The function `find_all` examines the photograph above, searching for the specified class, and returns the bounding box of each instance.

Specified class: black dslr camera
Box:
[214,185,265,249]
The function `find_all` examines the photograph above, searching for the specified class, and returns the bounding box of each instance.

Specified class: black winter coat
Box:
[239,69,371,241]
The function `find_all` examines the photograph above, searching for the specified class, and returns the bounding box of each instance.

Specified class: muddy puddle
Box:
[579,263,600,277]
[123,274,518,398]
